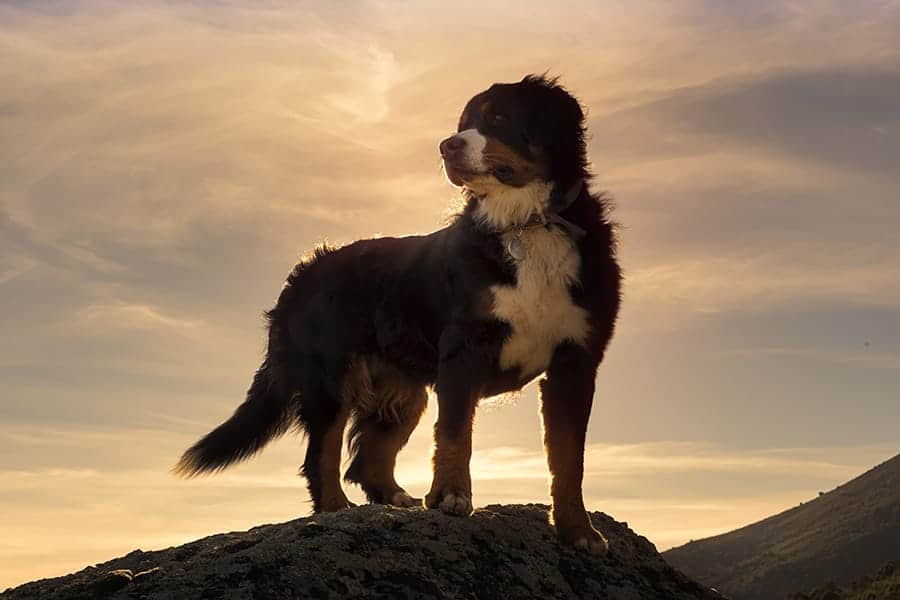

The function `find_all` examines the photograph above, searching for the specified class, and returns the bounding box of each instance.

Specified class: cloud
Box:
[0,421,893,587]
[0,252,36,287]
[587,62,900,329]
[2,0,900,587]
[75,301,203,333]
[465,441,888,486]
[597,63,900,175]
[0,1,897,449]
[625,249,900,318]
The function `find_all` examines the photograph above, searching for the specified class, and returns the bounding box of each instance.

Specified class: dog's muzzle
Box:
[439,134,466,159]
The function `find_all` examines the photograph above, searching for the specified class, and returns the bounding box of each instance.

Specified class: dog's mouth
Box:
[442,159,479,187]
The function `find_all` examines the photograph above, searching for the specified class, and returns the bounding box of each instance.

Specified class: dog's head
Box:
[440,75,588,229]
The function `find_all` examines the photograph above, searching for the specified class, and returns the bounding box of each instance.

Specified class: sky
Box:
[2,0,900,589]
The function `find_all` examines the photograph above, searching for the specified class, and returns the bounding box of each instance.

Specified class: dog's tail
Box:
[173,361,293,477]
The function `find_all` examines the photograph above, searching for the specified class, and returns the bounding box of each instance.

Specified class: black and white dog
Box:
[177,74,621,555]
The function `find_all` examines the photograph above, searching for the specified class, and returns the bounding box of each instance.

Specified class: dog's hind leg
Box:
[344,374,427,507]
[300,394,354,513]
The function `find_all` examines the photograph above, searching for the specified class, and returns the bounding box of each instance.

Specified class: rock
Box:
[92,569,133,597]
[0,504,724,600]
[132,567,161,583]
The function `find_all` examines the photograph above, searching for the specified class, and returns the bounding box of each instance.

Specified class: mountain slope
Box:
[788,561,900,600]
[664,453,900,600]
[2,504,723,600]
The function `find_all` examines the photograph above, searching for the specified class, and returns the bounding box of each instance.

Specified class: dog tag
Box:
[507,236,526,261]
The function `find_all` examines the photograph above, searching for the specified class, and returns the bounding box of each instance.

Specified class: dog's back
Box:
[177,75,621,556]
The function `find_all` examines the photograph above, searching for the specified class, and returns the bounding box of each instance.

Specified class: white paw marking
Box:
[574,535,608,557]
[391,491,419,508]
[438,492,473,516]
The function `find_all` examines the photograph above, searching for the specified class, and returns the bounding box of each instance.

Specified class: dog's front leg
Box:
[424,335,481,516]
[540,342,608,556]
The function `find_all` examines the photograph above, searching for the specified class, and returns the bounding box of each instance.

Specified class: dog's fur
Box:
[176,75,621,555]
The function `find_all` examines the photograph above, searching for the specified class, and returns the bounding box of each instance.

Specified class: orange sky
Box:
[2,0,900,589]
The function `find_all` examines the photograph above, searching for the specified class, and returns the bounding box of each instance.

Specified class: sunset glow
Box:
[2,0,899,589]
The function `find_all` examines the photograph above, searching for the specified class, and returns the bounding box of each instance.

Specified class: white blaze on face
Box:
[454,128,552,230]
[456,128,487,171]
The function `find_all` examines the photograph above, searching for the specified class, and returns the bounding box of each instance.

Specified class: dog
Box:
[176,74,621,556]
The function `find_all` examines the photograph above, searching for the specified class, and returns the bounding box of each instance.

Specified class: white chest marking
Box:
[491,226,590,376]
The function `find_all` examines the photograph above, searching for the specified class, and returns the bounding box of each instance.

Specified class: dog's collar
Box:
[498,179,586,261]
[546,179,587,240]
[493,179,586,236]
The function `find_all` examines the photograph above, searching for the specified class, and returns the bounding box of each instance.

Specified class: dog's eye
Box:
[491,114,507,125]
[493,165,515,182]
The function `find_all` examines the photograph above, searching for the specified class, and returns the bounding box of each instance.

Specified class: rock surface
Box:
[1,503,723,600]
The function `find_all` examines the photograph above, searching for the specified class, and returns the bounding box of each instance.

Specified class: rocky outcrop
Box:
[2,504,723,600]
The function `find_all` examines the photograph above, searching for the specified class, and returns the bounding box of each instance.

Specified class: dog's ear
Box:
[522,78,587,187]
[526,93,583,150]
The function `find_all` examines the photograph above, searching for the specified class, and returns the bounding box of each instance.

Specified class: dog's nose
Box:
[439,135,466,157]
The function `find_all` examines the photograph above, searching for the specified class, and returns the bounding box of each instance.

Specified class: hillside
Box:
[2,504,723,600]
[788,561,900,600]
[664,453,900,600]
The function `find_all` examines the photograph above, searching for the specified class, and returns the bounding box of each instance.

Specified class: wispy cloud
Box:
[2,0,900,589]
[0,422,893,587]
[74,301,204,333]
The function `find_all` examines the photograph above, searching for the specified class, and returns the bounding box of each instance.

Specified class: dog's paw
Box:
[439,491,473,516]
[389,491,421,508]
[572,530,609,557]
[425,488,473,516]
[556,516,609,557]
[317,495,357,513]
